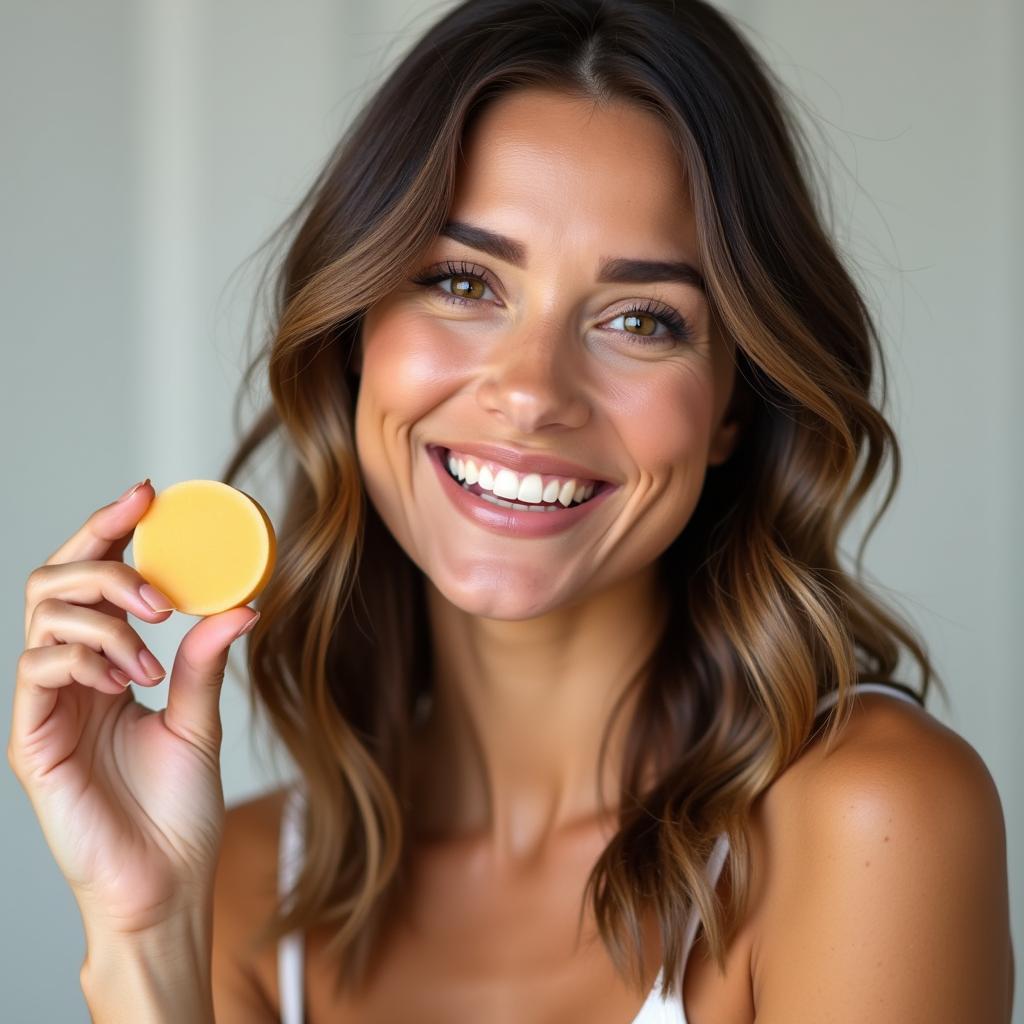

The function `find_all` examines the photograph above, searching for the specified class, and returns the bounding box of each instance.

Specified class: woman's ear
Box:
[707,417,740,467]
[707,368,750,467]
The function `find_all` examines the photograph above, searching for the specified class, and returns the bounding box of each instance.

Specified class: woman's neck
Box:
[409,567,668,866]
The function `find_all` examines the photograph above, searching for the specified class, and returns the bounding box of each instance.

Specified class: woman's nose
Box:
[474,324,591,433]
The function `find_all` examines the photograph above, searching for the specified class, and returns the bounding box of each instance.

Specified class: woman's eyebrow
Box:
[440,219,706,292]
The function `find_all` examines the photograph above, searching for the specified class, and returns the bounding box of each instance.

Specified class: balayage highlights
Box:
[220,0,942,1000]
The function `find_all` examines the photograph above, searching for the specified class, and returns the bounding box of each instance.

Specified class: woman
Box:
[9,0,1013,1020]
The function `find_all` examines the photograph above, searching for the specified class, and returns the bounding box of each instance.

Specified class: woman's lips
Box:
[426,441,613,486]
[426,443,617,539]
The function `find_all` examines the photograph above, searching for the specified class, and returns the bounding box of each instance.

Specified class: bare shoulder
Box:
[211,785,292,1023]
[755,692,1004,841]
[745,693,1013,1022]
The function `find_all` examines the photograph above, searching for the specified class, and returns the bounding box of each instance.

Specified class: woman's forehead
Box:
[451,88,699,265]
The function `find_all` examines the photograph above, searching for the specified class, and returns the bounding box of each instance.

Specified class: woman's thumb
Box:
[162,609,259,754]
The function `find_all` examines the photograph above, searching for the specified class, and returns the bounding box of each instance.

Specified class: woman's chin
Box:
[425,569,582,622]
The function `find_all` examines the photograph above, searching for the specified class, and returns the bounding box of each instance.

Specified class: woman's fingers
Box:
[17,642,133,701]
[25,598,167,685]
[162,608,259,756]
[7,477,249,938]
[40,479,153,570]
[10,643,134,779]
[15,599,166,744]
[24,559,174,646]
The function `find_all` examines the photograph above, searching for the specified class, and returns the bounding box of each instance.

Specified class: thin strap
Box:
[278,786,306,1024]
[664,681,923,1019]
[638,831,731,1023]
[272,683,921,1024]
[680,831,730,964]
[814,680,924,718]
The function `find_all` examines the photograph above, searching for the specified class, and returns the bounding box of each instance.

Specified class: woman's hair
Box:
[221,0,943,999]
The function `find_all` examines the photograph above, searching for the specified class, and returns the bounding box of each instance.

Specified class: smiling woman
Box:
[8,0,1013,1021]
[199,0,1007,1021]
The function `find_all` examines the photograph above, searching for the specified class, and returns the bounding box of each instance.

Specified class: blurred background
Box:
[1,0,1020,1018]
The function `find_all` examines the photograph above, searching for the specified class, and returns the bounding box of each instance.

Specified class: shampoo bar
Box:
[131,480,276,616]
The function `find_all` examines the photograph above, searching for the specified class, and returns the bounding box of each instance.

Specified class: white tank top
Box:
[277,681,923,1023]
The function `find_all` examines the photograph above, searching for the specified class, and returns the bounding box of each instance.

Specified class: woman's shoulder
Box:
[743,692,1012,1013]
[743,690,1003,915]
[217,784,293,893]
[224,784,293,839]
[211,785,294,1021]
[762,689,1000,822]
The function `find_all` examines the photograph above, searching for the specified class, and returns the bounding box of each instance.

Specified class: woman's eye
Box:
[411,262,498,306]
[604,309,692,344]
[411,262,693,346]
[438,273,495,303]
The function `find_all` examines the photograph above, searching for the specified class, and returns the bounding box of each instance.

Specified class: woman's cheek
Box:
[363,313,455,400]
[603,357,718,476]
[354,314,462,511]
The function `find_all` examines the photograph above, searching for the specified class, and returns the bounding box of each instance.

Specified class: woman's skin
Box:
[220,88,1012,1020]
[10,85,1010,1023]
[354,87,741,859]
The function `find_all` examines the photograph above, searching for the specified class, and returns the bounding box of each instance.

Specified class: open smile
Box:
[426,444,617,539]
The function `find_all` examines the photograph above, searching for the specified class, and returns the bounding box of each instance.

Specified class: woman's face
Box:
[355,87,740,620]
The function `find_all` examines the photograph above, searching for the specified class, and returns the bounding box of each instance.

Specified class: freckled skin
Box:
[223,89,1013,1024]
[309,87,748,1019]
[354,87,741,855]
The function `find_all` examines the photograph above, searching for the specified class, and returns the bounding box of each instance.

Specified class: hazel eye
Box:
[604,302,693,345]
[410,261,694,347]
[441,273,490,301]
[608,311,663,337]
[411,261,499,306]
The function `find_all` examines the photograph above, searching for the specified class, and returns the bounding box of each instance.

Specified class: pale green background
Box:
[2,0,1020,1019]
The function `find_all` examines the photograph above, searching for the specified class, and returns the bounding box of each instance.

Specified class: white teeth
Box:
[478,491,561,512]
[493,467,522,501]
[516,472,544,503]
[445,451,596,507]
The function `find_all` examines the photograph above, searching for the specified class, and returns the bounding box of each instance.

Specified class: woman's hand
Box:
[7,480,260,937]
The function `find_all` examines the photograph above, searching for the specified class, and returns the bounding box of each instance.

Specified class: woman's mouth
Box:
[426,444,617,538]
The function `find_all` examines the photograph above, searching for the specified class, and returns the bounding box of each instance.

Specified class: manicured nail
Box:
[109,668,131,687]
[232,613,261,641]
[117,478,150,503]
[138,648,166,681]
[139,583,175,613]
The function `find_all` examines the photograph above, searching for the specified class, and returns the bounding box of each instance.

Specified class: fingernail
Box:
[117,478,150,503]
[139,583,175,613]
[138,648,166,681]
[109,668,131,687]
[232,612,260,641]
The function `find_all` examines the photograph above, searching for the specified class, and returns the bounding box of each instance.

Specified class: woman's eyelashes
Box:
[410,259,694,346]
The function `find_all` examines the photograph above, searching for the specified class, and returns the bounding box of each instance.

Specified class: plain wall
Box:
[2,1,1019,1018]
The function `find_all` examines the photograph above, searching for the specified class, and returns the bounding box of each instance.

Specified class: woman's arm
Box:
[80,906,215,1024]
[749,699,1013,1022]
[79,794,285,1024]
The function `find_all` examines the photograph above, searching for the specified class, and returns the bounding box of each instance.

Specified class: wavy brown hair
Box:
[220,0,944,1000]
